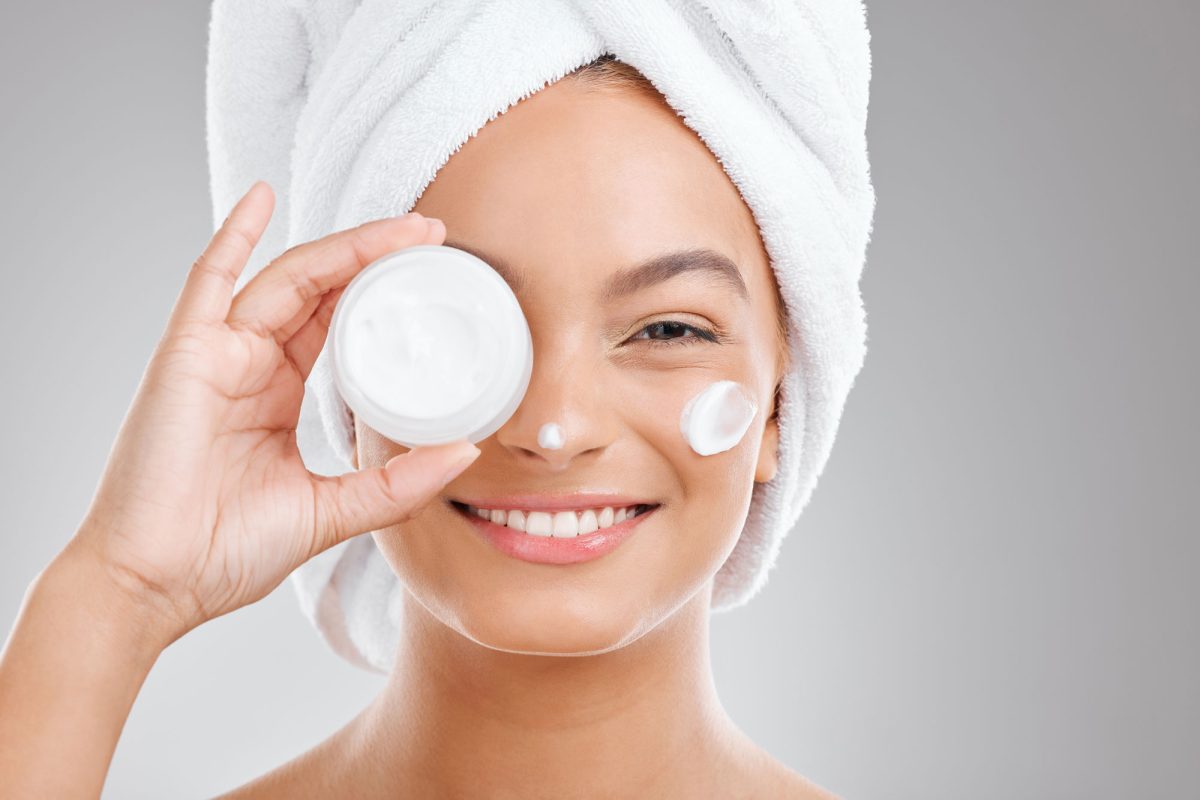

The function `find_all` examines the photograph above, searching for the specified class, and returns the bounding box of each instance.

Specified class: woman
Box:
[0,13,872,797]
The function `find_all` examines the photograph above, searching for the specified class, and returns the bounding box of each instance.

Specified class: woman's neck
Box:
[345,585,745,797]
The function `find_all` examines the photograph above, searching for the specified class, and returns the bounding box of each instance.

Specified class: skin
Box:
[224,79,829,797]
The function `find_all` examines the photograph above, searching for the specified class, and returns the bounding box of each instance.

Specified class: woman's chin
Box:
[450,591,655,656]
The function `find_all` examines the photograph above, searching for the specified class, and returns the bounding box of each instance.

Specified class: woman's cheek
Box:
[625,375,763,603]
[630,372,763,507]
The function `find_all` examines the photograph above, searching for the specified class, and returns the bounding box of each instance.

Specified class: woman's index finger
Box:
[172,181,274,326]
[225,212,432,336]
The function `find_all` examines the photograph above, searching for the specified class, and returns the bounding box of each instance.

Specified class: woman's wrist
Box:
[0,537,174,795]
[48,532,190,658]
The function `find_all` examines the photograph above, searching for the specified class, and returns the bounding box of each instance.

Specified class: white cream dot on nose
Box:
[538,422,565,450]
[680,380,758,456]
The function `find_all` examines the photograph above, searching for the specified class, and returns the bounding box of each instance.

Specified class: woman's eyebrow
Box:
[443,239,749,303]
[602,248,750,303]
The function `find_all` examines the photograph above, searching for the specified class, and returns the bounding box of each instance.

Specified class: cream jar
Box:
[327,244,533,448]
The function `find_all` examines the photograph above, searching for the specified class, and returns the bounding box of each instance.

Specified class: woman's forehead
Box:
[414,79,774,306]
[429,84,747,224]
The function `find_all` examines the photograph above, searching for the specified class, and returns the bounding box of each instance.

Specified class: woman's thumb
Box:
[309,441,480,556]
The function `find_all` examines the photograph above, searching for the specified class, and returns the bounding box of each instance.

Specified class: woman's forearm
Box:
[0,539,173,798]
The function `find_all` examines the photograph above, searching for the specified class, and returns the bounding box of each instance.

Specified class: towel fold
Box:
[206,0,876,673]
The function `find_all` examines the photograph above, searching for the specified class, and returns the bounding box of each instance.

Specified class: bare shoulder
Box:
[211,726,351,799]
[211,753,329,799]
[760,760,841,800]
[727,736,841,800]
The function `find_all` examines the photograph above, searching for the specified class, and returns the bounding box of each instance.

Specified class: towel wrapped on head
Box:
[205,0,876,673]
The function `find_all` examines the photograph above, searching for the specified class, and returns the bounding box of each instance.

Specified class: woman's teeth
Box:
[464,504,652,538]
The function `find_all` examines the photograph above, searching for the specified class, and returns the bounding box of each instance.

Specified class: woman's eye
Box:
[630,320,721,347]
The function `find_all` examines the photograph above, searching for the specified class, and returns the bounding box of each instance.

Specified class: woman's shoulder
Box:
[211,727,352,799]
[758,760,841,800]
[211,754,329,799]
[724,733,841,799]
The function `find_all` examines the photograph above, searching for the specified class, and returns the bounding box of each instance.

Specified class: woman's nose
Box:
[490,345,616,470]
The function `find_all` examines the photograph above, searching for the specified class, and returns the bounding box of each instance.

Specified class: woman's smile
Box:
[449,498,662,565]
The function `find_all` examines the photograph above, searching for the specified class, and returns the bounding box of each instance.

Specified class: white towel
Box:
[206,0,876,673]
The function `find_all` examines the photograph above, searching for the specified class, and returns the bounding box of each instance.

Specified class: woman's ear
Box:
[754,384,782,484]
[755,417,779,484]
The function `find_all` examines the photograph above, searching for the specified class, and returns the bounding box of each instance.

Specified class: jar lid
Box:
[328,244,533,448]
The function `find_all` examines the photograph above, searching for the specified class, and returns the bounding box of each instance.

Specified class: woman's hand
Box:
[68,181,479,645]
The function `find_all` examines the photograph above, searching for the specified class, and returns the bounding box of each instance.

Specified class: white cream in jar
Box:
[328,245,533,448]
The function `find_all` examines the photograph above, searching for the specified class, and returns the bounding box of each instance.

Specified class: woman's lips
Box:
[450,501,660,565]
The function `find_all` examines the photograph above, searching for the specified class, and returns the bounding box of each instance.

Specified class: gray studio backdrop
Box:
[1,2,1196,798]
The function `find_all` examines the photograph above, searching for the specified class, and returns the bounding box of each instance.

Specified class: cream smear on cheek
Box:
[679,380,759,456]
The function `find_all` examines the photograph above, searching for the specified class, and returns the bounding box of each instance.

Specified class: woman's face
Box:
[359,75,786,655]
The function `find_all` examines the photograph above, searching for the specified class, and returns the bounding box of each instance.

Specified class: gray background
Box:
[1,2,1196,798]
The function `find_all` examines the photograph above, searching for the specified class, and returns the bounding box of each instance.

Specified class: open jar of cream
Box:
[327,244,533,448]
